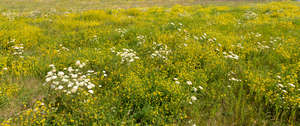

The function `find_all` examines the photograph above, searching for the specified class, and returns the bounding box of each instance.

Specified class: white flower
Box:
[229,77,241,82]
[62,78,69,83]
[49,64,55,68]
[278,83,284,88]
[53,81,59,85]
[175,81,180,84]
[47,71,53,76]
[71,74,78,78]
[288,83,295,88]
[57,85,64,90]
[88,90,94,94]
[87,70,94,73]
[186,81,192,85]
[57,71,64,76]
[199,86,203,90]
[52,69,56,72]
[68,82,74,87]
[75,60,81,66]
[87,84,95,89]
[80,75,86,79]
[99,85,102,88]
[192,87,197,92]
[191,96,197,101]
[3,67,8,71]
[68,67,73,72]
[71,86,78,93]
[173,78,178,81]
[45,77,52,82]
[104,74,107,77]
[79,63,86,68]
[51,76,57,80]
[84,79,90,83]
[78,82,85,86]
[129,59,134,62]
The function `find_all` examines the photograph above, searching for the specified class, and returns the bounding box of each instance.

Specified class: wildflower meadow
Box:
[0,0,299,125]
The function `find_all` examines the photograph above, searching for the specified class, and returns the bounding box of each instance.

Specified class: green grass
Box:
[0,0,300,125]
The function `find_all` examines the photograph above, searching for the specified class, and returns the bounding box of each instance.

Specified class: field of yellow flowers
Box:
[0,1,299,125]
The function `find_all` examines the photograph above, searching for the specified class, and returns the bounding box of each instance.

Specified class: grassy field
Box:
[0,0,300,125]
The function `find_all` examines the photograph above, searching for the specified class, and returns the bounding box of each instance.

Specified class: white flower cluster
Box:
[137,35,146,45]
[195,33,217,43]
[269,37,281,44]
[277,74,297,94]
[57,44,70,54]
[229,77,242,82]
[223,51,239,60]
[232,43,244,49]
[173,78,180,84]
[44,61,97,95]
[151,42,171,60]
[1,67,8,73]
[169,22,184,32]
[227,71,242,82]
[249,32,261,38]
[257,41,270,49]
[12,44,24,58]
[1,11,18,21]
[244,10,257,20]
[115,28,128,37]
[111,48,140,63]
[8,39,16,44]
[173,78,203,105]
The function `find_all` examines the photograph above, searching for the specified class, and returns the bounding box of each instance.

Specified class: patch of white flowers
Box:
[174,78,180,84]
[223,51,239,60]
[44,61,98,95]
[115,28,128,37]
[2,67,8,71]
[169,22,184,32]
[257,41,270,49]
[111,47,140,64]
[232,43,244,49]
[1,11,18,21]
[244,10,257,20]
[137,35,146,45]
[227,71,242,82]
[12,43,24,58]
[248,32,262,38]
[151,42,171,60]
[1,67,8,74]
[229,77,242,82]
[57,44,70,54]
[189,95,198,105]
[172,77,204,105]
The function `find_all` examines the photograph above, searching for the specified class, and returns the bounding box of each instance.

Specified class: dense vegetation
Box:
[0,1,299,125]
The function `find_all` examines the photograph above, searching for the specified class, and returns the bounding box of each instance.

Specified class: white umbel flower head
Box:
[191,96,197,101]
[88,90,94,94]
[186,81,192,85]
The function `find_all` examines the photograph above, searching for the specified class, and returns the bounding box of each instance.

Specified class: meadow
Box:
[0,0,300,125]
